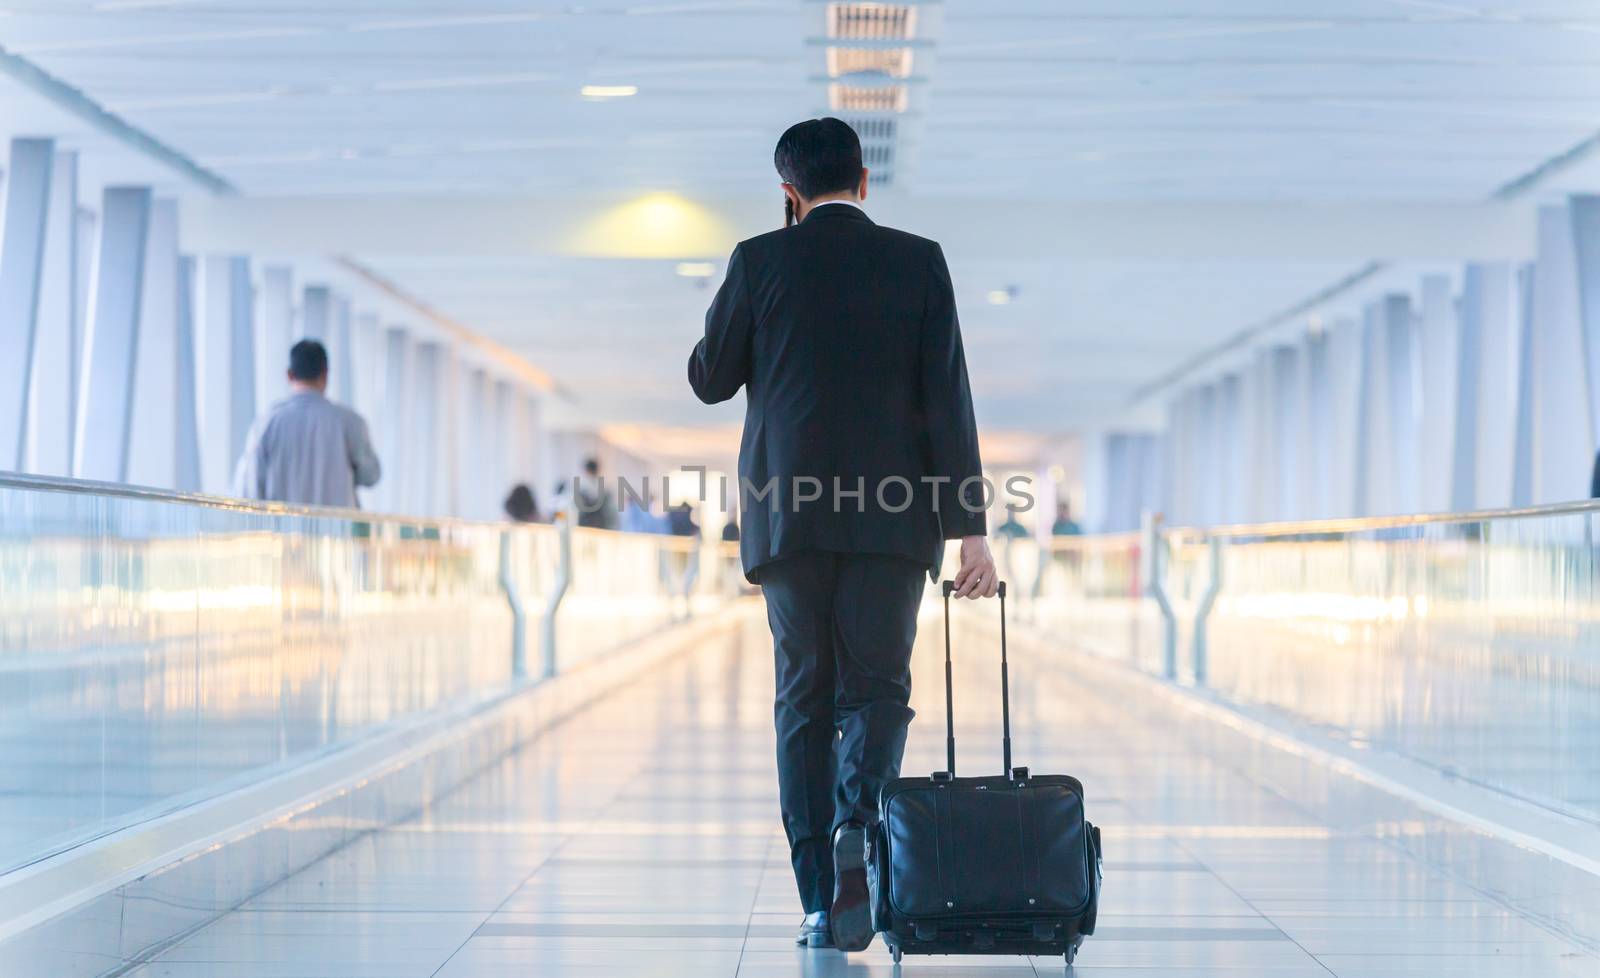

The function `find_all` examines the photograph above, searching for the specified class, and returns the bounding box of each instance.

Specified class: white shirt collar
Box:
[808,199,864,214]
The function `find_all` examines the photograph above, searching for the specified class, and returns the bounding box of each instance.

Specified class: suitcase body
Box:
[869,581,1102,967]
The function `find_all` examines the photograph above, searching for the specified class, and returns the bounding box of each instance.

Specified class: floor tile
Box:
[116,621,1596,978]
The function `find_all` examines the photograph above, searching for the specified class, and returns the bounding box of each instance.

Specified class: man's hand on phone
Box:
[951,535,999,599]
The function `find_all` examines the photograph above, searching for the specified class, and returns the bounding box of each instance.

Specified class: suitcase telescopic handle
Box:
[939,579,1011,777]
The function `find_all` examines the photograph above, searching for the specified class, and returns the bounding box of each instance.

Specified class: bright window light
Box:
[987,290,1012,306]
[676,262,715,278]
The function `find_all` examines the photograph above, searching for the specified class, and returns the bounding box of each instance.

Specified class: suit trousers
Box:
[760,550,927,913]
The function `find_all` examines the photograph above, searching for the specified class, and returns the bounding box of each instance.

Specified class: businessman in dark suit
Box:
[689,118,996,952]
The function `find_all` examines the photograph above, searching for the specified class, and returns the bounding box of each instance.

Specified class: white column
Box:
[1164,395,1190,528]
[1326,316,1363,517]
[1179,389,1203,525]
[1242,353,1271,521]
[410,341,443,516]
[488,380,509,505]
[0,137,54,469]
[330,295,354,404]
[1381,293,1420,515]
[1528,205,1595,502]
[459,367,488,518]
[1302,331,1332,518]
[1216,375,1244,524]
[486,375,510,517]
[1194,384,1220,525]
[1080,432,1108,532]
[495,381,519,493]
[1461,264,1519,507]
[127,198,180,488]
[75,187,152,482]
[174,255,201,493]
[376,326,411,513]
[257,265,293,407]
[1450,269,1482,512]
[531,390,550,496]
[1138,433,1164,523]
[1102,434,1129,531]
[75,206,94,350]
[1415,275,1458,514]
[25,149,79,476]
[301,283,330,340]
[1570,195,1600,465]
[1355,300,1392,515]
[1275,346,1304,521]
[435,347,460,517]
[1511,264,1537,507]
[1167,390,1190,526]
[195,255,256,495]
[352,311,383,418]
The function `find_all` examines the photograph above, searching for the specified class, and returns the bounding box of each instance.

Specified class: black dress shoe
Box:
[829,822,874,952]
[796,910,832,948]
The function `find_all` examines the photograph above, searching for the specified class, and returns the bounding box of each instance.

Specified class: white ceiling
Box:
[3,0,1600,432]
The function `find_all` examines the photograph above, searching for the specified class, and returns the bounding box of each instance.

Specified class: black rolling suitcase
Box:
[869,581,1102,968]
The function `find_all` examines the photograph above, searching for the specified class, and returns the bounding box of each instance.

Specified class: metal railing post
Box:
[1191,536,1223,686]
[540,517,572,679]
[1143,512,1178,680]
[498,530,529,680]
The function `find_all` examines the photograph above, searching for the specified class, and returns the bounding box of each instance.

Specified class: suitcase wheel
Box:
[1064,935,1084,969]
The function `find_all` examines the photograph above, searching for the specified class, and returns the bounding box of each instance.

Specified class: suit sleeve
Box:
[348,413,382,489]
[232,418,268,500]
[688,245,754,404]
[920,242,987,538]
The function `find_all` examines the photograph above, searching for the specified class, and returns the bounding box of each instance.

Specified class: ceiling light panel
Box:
[829,83,908,113]
[840,116,897,141]
[827,3,918,41]
[827,46,914,79]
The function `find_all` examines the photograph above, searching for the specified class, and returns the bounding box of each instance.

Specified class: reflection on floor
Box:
[128,610,1599,977]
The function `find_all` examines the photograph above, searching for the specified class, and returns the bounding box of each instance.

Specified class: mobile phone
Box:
[784,196,795,228]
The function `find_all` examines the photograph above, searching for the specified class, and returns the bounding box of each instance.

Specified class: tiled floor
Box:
[127,610,1600,977]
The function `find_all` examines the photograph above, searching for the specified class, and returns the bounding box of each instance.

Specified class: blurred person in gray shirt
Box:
[233,339,381,509]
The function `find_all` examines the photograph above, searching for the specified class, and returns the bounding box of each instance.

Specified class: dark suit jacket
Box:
[1593,451,1600,499]
[689,203,985,582]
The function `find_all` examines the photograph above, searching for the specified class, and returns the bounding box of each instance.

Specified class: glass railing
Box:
[1022,502,1600,824]
[1008,532,1169,674]
[0,474,722,876]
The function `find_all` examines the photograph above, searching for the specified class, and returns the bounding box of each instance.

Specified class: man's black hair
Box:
[774,117,863,200]
[583,457,600,475]
[504,484,538,522]
[288,339,329,381]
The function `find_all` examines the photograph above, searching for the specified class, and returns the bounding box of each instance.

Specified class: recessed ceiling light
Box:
[676,262,715,278]
[987,290,1013,306]
[581,85,639,99]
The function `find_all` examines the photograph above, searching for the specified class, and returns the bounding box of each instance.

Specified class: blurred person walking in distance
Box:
[1052,501,1082,536]
[573,457,619,530]
[688,117,996,953]
[233,340,380,509]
